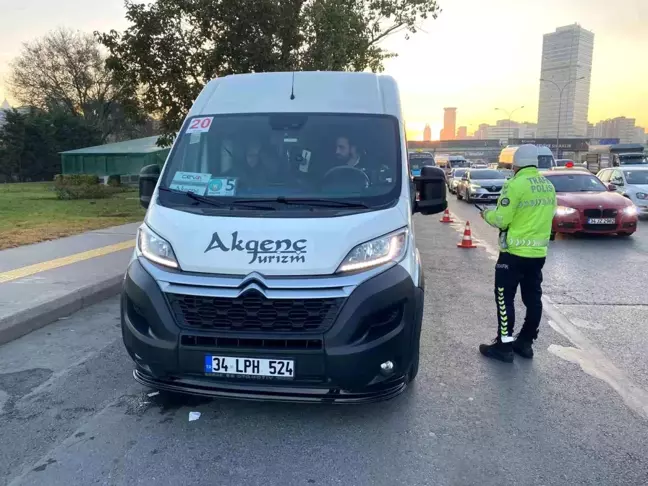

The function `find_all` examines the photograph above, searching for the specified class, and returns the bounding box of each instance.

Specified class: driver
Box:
[335,135,367,172]
[334,135,393,185]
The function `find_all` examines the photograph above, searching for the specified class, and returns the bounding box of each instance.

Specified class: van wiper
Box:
[158,187,275,210]
[235,197,370,209]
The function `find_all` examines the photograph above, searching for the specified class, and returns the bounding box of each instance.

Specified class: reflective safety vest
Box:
[484,166,556,258]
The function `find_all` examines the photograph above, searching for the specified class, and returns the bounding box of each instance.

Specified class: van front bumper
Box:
[121,258,424,404]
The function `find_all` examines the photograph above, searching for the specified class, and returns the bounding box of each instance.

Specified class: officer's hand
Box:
[479,209,486,220]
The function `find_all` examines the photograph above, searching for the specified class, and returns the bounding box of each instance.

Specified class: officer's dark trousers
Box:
[494,252,546,343]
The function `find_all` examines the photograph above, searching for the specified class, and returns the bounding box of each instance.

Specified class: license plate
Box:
[588,218,616,224]
[204,356,294,378]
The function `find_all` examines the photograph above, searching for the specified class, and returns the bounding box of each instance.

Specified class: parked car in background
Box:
[456,169,507,203]
[544,171,638,238]
[597,167,648,217]
[447,168,468,194]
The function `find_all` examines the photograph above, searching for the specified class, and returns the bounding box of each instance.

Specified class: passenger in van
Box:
[227,142,274,187]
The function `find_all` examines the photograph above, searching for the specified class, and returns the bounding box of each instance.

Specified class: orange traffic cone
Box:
[439,208,454,223]
[457,221,477,249]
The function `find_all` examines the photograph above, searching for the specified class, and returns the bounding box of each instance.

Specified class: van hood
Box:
[145,203,409,276]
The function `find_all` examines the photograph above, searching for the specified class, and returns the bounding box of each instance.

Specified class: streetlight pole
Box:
[494,106,525,144]
[540,76,585,158]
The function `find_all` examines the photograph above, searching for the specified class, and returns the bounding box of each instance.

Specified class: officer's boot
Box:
[512,334,534,359]
[479,338,514,363]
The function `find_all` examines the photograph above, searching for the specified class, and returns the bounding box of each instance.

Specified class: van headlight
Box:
[337,228,408,273]
[137,225,179,269]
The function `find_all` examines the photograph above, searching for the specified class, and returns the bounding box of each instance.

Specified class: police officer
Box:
[478,145,557,362]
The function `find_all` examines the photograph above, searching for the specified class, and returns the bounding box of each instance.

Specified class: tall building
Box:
[441,107,457,140]
[423,124,432,141]
[473,123,490,140]
[589,117,646,143]
[537,24,594,138]
[456,126,468,139]
[473,120,537,140]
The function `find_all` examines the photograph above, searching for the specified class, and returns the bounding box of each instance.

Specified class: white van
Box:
[498,145,556,171]
[124,71,447,403]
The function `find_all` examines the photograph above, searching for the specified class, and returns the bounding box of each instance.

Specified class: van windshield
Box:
[538,155,554,169]
[450,160,469,168]
[158,114,401,213]
[409,155,435,170]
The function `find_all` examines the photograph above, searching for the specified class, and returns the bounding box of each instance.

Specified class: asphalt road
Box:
[2,213,648,486]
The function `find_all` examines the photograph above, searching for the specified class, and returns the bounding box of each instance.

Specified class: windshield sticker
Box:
[169,171,211,194]
[206,178,237,196]
[186,117,214,134]
[189,132,202,144]
[204,231,307,265]
[299,150,311,173]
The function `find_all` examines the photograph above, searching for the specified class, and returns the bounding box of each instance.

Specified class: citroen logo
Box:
[598,205,603,209]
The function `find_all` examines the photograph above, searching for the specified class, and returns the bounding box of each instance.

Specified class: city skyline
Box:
[0,0,646,138]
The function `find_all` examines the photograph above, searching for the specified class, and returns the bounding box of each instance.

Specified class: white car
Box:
[597,167,648,217]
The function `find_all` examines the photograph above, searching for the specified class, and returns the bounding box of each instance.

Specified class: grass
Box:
[0,182,145,250]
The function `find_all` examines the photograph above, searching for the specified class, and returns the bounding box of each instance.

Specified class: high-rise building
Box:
[473,123,490,140]
[456,126,468,139]
[589,117,646,143]
[473,120,537,140]
[537,24,594,138]
[441,108,457,140]
[423,124,432,141]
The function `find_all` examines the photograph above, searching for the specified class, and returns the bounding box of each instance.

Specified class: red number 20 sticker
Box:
[186,117,214,134]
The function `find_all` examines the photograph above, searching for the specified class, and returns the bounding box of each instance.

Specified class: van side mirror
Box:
[413,166,447,215]
[139,164,161,209]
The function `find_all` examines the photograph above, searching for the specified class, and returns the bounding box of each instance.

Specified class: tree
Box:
[98,0,440,143]
[8,28,145,143]
[0,108,102,182]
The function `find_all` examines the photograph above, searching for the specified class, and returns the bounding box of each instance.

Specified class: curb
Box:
[0,275,124,346]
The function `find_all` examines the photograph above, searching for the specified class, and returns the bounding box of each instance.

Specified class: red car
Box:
[544,171,639,237]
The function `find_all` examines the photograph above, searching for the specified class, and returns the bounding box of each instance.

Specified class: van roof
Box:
[189,72,403,117]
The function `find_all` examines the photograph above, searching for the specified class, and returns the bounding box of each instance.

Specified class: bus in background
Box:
[435,154,469,175]
[498,145,556,172]
[408,151,435,177]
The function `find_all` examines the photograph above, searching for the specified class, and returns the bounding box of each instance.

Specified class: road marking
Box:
[447,204,648,421]
[0,240,135,285]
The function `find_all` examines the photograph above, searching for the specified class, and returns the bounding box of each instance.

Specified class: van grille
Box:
[167,291,344,333]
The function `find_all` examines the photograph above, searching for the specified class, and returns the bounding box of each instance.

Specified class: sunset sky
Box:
[1,0,646,141]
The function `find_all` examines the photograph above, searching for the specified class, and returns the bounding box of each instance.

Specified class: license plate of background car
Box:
[588,218,616,224]
[204,356,295,378]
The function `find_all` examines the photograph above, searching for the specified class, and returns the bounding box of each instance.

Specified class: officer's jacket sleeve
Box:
[484,180,519,230]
